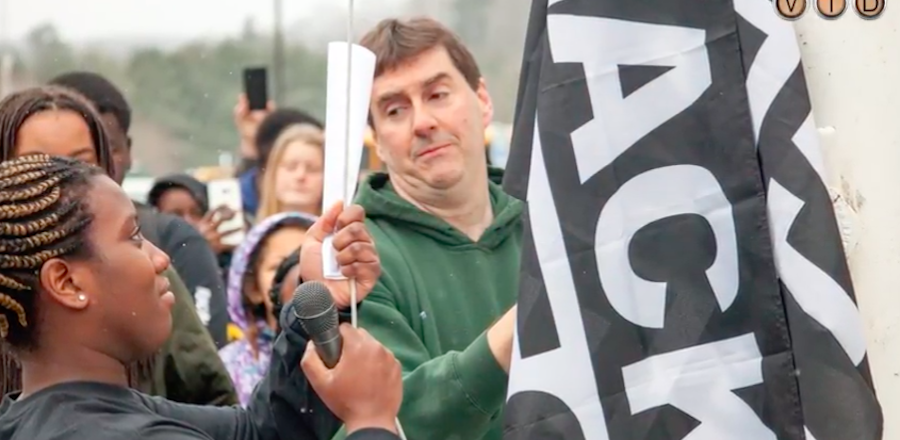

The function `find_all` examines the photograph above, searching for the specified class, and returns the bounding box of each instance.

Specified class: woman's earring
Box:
[77,294,86,302]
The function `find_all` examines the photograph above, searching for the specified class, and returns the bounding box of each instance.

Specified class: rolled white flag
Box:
[321,41,376,279]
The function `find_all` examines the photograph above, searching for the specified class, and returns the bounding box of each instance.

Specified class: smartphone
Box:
[206,178,245,247]
[243,67,269,110]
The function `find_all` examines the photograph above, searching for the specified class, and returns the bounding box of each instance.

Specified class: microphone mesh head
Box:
[292,281,338,336]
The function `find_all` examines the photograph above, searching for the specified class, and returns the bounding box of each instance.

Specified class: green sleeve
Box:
[333,286,508,440]
[152,267,238,406]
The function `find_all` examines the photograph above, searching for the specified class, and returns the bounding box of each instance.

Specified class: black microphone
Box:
[292,281,342,368]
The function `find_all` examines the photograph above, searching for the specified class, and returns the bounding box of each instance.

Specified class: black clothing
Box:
[136,203,230,347]
[0,305,400,440]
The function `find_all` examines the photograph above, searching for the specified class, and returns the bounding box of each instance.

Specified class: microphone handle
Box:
[313,326,343,369]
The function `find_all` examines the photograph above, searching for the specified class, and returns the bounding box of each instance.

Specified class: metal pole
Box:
[272,0,285,104]
[0,0,12,99]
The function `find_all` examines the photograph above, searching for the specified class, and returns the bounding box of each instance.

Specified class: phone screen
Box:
[243,67,268,110]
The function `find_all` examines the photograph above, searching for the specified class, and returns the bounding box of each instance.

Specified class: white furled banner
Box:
[502,0,883,439]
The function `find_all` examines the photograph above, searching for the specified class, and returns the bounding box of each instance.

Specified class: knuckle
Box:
[349,242,365,257]
[345,222,365,238]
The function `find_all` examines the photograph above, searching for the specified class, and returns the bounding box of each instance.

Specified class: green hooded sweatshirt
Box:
[334,169,522,440]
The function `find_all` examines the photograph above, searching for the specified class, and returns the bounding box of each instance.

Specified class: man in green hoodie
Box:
[334,16,520,440]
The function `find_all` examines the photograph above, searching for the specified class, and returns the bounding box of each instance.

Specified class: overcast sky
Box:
[1,0,401,42]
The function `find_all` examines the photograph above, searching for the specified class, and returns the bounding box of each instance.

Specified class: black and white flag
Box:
[502,0,883,439]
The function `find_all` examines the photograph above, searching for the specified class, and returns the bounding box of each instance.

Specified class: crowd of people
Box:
[0,15,519,440]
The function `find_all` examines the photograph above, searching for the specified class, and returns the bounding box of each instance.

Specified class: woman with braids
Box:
[0,155,404,440]
[0,85,237,406]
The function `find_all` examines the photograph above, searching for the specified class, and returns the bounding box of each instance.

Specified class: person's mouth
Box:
[158,278,175,308]
[158,278,171,296]
[416,143,451,158]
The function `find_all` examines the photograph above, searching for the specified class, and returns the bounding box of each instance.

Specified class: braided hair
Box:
[0,155,102,392]
[0,88,149,395]
[0,154,100,346]
[0,86,115,176]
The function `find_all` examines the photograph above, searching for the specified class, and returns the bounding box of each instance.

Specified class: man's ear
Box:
[476,78,494,128]
[369,124,389,164]
[39,258,89,311]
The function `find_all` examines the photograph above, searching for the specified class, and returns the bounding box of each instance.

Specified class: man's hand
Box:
[299,201,380,308]
[487,305,517,373]
[301,324,402,435]
[233,93,274,159]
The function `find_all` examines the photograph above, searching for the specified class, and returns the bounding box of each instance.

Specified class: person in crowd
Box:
[333,17,520,440]
[149,173,210,227]
[219,212,317,406]
[256,124,325,220]
[268,247,302,320]
[233,96,323,217]
[148,173,240,273]
[0,154,404,440]
[0,86,237,406]
[48,71,232,349]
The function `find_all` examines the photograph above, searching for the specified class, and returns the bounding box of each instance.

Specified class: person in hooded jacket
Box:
[148,174,241,276]
[219,212,318,406]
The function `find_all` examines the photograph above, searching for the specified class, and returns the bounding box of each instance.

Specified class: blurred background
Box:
[0,0,520,198]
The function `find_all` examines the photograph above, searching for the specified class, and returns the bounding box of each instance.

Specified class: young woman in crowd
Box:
[0,86,238,405]
[218,212,317,406]
[256,124,325,220]
[0,154,404,440]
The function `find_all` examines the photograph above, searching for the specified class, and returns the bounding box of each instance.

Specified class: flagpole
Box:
[0,0,11,99]
[340,1,406,438]
[793,9,899,437]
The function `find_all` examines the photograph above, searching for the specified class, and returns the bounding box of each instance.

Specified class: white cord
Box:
[343,1,405,438]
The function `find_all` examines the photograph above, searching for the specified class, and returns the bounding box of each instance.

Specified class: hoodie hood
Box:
[148,173,209,213]
[226,211,317,330]
[354,167,522,249]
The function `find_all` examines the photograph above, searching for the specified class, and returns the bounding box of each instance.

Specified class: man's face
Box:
[370,46,493,191]
[101,113,131,185]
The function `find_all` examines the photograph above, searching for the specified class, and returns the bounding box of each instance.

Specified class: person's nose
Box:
[411,104,438,139]
[146,240,171,275]
[294,167,308,184]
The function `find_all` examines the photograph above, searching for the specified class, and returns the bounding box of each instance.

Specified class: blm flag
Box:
[502,0,883,439]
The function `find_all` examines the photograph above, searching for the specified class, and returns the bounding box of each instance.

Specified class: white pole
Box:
[0,0,11,99]
[793,8,900,439]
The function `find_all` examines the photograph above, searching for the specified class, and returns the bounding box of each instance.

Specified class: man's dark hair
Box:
[255,109,323,168]
[361,17,481,91]
[48,71,132,133]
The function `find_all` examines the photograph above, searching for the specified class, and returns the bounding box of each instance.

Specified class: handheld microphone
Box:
[292,281,342,368]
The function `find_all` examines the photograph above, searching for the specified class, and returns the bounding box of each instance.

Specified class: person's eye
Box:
[131,227,145,244]
[386,105,407,118]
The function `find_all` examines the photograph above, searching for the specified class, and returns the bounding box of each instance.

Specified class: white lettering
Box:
[767,179,867,365]
[546,15,711,183]
[734,0,802,144]
[507,116,610,440]
[595,165,739,328]
[622,334,776,440]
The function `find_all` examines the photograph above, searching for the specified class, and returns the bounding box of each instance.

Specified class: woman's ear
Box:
[39,258,90,311]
